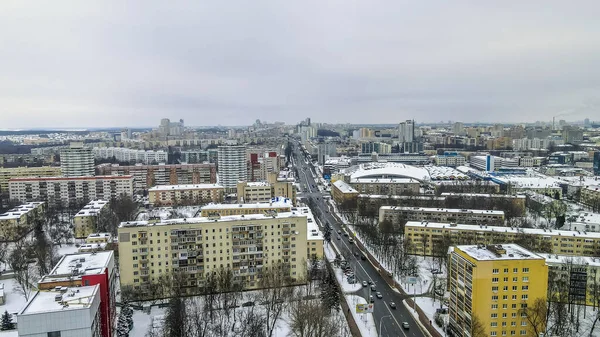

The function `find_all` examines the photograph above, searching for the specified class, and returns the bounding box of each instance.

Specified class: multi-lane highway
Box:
[291,143,427,337]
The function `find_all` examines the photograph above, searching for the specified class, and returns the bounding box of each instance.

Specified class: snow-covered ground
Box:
[413,296,448,336]
[0,278,29,316]
[346,294,377,337]
[137,206,200,221]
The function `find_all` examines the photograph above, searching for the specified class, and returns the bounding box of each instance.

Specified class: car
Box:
[343,233,348,237]
[348,239,354,244]
[376,292,382,299]
[337,236,341,240]
[242,301,255,307]
[368,280,373,285]
[370,285,376,291]
[390,302,397,309]
[360,255,367,261]
[354,251,359,257]
[369,295,374,303]
[362,281,368,287]
[402,322,410,329]
[337,230,342,234]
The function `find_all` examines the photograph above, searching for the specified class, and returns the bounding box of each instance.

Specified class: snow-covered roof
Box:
[351,178,418,184]
[245,181,270,187]
[347,162,430,182]
[455,244,544,261]
[492,175,562,189]
[381,206,504,216]
[201,198,292,211]
[48,251,114,277]
[440,193,526,199]
[0,202,44,220]
[357,194,445,201]
[298,207,324,241]
[75,200,109,217]
[332,180,358,194]
[539,253,600,267]
[148,183,224,192]
[425,166,469,180]
[19,284,99,315]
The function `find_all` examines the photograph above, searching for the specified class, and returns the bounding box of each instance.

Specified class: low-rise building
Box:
[86,232,113,244]
[441,193,526,216]
[331,180,359,206]
[200,198,293,217]
[448,244,548,337]
[379,206,505,226]
[9,175,134,206]
[117,207,323,298]
[74,200,109,239]
[148,183,224,206]
[540,254,600,306]
[349,178,420,195]
[236,181,296,204]
[0,166,61,193]
[0,201,45,241]
[18,284,102,337]
[581,184,600,210]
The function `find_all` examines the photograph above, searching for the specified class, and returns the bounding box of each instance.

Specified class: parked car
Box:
[376,292,382,299]
[402,322,410,329]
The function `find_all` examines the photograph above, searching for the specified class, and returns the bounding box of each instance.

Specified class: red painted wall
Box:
[82,269,112,337]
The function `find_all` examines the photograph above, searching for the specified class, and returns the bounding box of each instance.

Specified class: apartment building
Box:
[92,147,168,164]
[95,163,217,193]
[86,233,113,244]
[9,175,134,206]
[236,181,296,204]
[581,184,600,209]
[0,201,45,241]
[117,207,323,298]
[61,142,95,177]
[379,206,505,226]
[148,184,224,206]
[441,193,526,216]
[434,154,466,167]
[36,251,116,337]
[18,284,102,337]
[0,166,61,193]
[541,254,600,307]
[405,221,600,256]
[200,198,293,217]
[331,180,359,206]
[350,178,420,195]
[218,145,247,192]
[448,244,548,337]
[74,200,109,238]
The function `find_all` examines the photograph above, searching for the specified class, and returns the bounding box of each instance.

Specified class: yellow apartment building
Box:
[448,244,548,337]
[331,180,358,206]
[0,202,45,241]
[0,166,61,193]
[349,178,420,195]
[405,221,600,257]
[73,200,109,238]
[581,184,600,209]
[379,206,505,226]
[200,199,292,217]
[236,181,296,205]
[541,254,600,307]
[86,232,113,244]
[148,184,224,207]
[117,207,323,298]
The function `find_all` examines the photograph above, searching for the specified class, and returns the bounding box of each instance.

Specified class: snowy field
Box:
[413,296,448,336]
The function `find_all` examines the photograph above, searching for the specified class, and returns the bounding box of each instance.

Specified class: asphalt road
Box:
[292,145,426,337]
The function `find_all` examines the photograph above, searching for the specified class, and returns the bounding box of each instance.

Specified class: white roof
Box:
[381,206,504,216]
[351,177,418,184]
[493,175,562,189]
[0,202,44,220]
[202,198,292,211]
[540,253,600,267]
[86,232,112,239]
[149,184,224,191]
[440,192,526,199]
[20,285,99,315]
[245,181,270,187]
[347,162,430,182]
[358,194,445,201]
[48,251,113,276]
[296,207,324,241]
[455,244,544,261]
[332,180,358,194]
[75,200,108,217]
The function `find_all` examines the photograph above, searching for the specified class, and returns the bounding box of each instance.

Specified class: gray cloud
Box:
[1,0,600,128]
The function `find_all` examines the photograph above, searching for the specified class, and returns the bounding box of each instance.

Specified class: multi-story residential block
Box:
[350,178,420,195]
[92,147,168,164]
[61,142,95,177]
[148,183,224,206]
[379,206,505,225]
[236,181,296,204]
[357,194,447,216]
[447,244,548,337]
[200,198,292,217]
[36,251,117,337]
[541,254,600,306]
[18,284,102,337]
[434,154,466,167]
[180,149,219,164]
[95,163,217,192]
[9,176,134,206]
[0,166,61,193]
[331,180,359,206]
[74,200,109,238]
[441,193,527,216]
[86,232,113,244]
[0,201,45,241]
[581,184,600,209]
[405,221,600,256]
[218,145,247,192]
[117,207,323,298]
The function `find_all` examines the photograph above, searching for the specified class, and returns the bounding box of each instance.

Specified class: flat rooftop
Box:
[148,183,224,191]
[358,194,446,201]
[381,206,504,215]
[0,202,44,220]
[351,178,418,184]
[201,199,292,210]
[540,253,600,267]
[20,285,99,315]
[332,180,358,193]
[47,251,113,277]
[440,193,526,199]
[245,181,271,187]
[75,200,109,217]
[456,244,544,261]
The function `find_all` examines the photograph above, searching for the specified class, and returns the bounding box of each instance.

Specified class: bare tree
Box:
[288,297,343,337]
[259,261,294,337]
[519,297,547,336]
[8,241,35,301]
[470,314,487,337]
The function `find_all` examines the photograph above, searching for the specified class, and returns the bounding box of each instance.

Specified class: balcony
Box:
[282,231,291,237]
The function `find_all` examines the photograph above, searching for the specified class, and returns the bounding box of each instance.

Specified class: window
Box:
[492,295,499,301]
[512,295,517,300]
[512,286,517,291]
[522,268,529,273]
[502,304,507,309]
[522,285,528,291]
[513,277,518,282]
[491,322,498,327]
[493,268,499,274]
[504,268,509,273]
[492,286,499,292]
[491,313,498,318]
[492,277,499,283]
[521,295,528,300]
[48,332,61,337]
[492,304,498,309]
[522,277,529,282]
[520,330,527,335]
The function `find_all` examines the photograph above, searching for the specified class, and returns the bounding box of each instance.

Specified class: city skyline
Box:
[2,1,600,128]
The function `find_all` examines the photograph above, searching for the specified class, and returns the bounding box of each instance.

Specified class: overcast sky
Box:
[2,1,600,128]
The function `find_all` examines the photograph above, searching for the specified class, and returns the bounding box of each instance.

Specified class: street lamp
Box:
[379,315,392,337]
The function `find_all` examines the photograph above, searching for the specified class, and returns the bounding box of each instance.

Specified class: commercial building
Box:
[74,200,109,238]
[594,152,600,175]
[405,221,600,256]
[200,198,293,217]
[218,145,247,192]
[0,166,61,193]
[117,207,323,298]
[18,284,102,337]
[95,163,217,192]
[434,154,466,167]
[331,180,359,206]
[61,142,95,177]
[379,206,505,225]
[361,142,392,154]
[236,181,296,204]
[148,183,224,206]
[470,155,497,172]
[92,147,168,164]
[36,251,116,337]
[447,244,548,337]
[0,201,45,241]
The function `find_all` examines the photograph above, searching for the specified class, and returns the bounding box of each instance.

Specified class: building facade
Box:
[434,154,466,167]
[379,206,505,226]
[9,175,134,206]
[218,145,247,192]
[0,201,45,241]
[0,166,61,193]
[148,184,224,206]
[92,147,168,164]
[331,180,359,206]
[95,163,217,193]
[61,142,95,177]
[74,200,109,238]
[236,181,296,204]
[350,178,420,195]
[448,244,548,337]
[200,199,293,217]
[117,208,323,298]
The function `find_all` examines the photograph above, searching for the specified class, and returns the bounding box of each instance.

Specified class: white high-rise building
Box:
[61,142,94,177]
[218,145,247,192]
[398,120,414,142]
